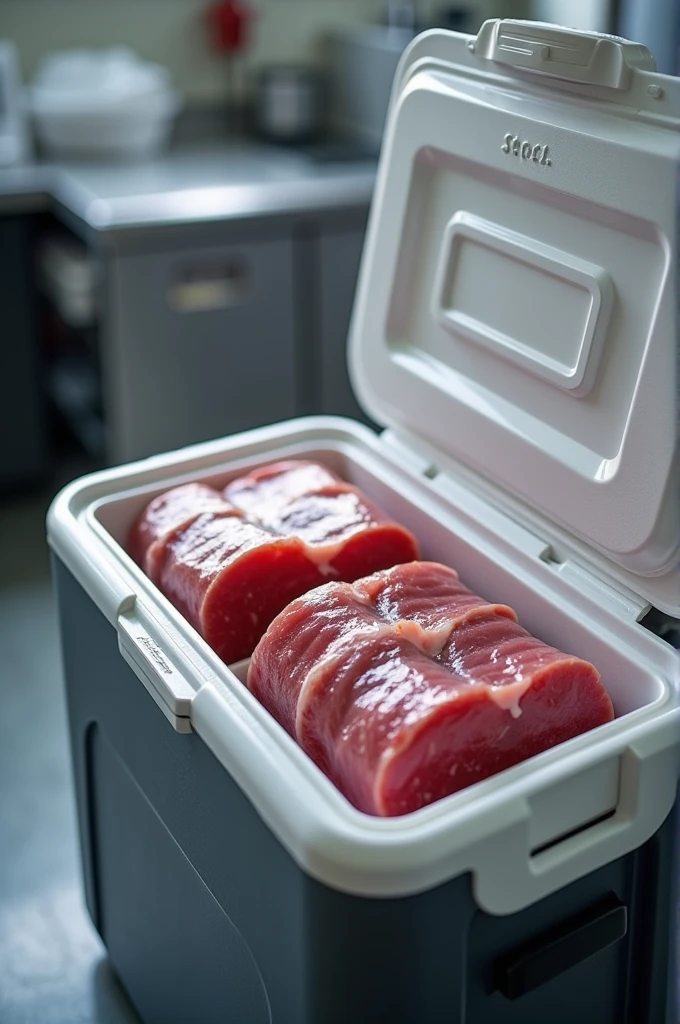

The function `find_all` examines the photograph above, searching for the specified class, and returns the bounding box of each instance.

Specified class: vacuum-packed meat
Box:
[248,562,614,816]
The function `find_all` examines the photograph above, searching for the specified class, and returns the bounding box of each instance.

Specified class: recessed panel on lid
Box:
[431,212,613,393]
[385,143,669,472]
[350,33,679,604]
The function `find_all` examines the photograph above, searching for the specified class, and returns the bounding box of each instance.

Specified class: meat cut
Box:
[248,562,614,816]
[128,482,242,578]
[128,463,420,663]
[224,460,342,521]
[149,513,328,664]
[225,461,419,579]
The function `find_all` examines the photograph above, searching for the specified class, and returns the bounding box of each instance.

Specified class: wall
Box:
[532,0,612,32]
[1,0,519,103]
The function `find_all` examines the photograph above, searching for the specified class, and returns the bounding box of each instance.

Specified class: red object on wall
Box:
[206,1,255,54]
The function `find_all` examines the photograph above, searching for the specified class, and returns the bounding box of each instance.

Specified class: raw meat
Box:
[355,561,516,656]
[301,625,611,817]
[248,563,614,816]
[225,461,419,577]
[224,460,342,521]
[248,581,390,737]
[149,512,328,664]
[129,462,420,663]
[128,482,239,570]
[268,485,419,578]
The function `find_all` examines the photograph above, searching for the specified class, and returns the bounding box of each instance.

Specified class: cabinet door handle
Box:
[492,893,627,1000]
[167,259,250,313]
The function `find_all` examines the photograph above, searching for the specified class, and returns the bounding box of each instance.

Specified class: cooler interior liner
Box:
[90,438,666,787]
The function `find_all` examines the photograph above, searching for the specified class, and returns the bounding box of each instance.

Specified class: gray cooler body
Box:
[53,560,679,1024]
[49,18,680,1024]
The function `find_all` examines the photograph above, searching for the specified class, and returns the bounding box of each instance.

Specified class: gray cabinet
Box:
[105,232,298,464]
[316,222,373,424]
[98,206,374,466]
[0,217,45,488]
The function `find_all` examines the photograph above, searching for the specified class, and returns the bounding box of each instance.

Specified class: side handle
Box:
[493,893,627,999]
[472,722,680,916]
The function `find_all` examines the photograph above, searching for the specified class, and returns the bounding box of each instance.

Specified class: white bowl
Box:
[30,89,181,161]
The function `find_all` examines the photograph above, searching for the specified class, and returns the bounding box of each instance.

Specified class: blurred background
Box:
[1,0,678,490]
[0,1,678,1022]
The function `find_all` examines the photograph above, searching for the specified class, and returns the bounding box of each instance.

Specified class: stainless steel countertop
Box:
[0,143,377,242]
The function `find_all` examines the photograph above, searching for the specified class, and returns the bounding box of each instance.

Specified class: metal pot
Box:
[255,65,322,144]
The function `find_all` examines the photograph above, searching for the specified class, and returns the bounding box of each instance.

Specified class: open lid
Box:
[349,19,680,615]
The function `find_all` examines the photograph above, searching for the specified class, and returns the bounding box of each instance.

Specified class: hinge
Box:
[382,427,554,563]
[430,472,554,564]
[554,560,649,624]
[380,428,440,477]
[381,428,653,626]
[638,607,680,648]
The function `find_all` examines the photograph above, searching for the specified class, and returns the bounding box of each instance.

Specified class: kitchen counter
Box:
[0,164,52,213]
[0,138,376,468]
[0,142,377,246]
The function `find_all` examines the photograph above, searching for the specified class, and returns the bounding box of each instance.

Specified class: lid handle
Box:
[475,19,656,90]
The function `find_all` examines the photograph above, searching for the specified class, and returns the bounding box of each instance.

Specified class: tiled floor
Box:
[0,488,139,1024]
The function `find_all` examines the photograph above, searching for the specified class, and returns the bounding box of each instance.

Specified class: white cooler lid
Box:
[349,20,680,615]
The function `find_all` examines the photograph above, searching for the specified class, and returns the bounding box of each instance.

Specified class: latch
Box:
[474,19,655,90]
[554,560,649,624]
[118,606,196,732]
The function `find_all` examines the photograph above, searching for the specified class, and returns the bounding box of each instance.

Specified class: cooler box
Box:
[48,20,680,1024]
